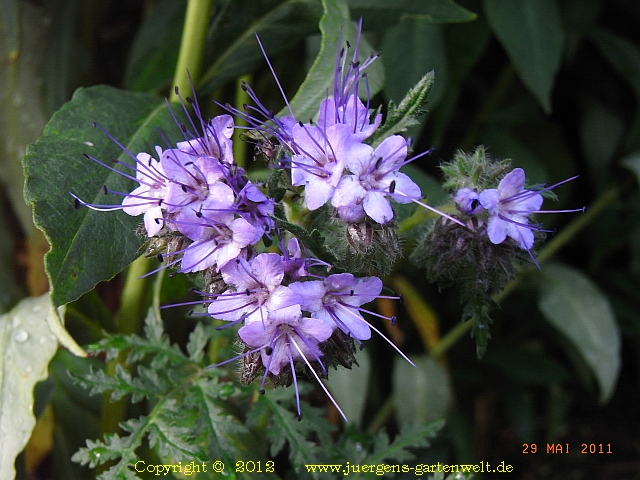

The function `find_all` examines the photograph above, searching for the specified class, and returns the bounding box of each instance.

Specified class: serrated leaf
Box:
[186,322,209,362]
[367,420,445,465]
[536,263,621,403]
[280,0,385,123]
[0,294,59,480]
[370,73,434,148]
[23,85,183,307]
[484,0,564,113]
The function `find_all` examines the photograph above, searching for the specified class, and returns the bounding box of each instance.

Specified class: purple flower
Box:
[478,168,543,250]
[208,253,301,325]
[238,305,333,376]
[176,110,235,164]
[179,214,262,273]
[120,147,169,236]
[162,148,225,217]
[290,122,370,211]
[454,188,483,216]
[289,273,382,341]
[331,135,421,224]
[237,304,343,421]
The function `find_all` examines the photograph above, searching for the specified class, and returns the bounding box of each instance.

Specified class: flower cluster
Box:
[453,167,583,264]
[72,23,439,421]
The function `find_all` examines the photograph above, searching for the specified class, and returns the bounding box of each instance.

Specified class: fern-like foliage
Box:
[71,308,448,479]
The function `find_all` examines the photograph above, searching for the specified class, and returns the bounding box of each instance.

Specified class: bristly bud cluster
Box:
[413,147,583,358]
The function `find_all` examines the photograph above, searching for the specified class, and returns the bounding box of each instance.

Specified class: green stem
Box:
[117,255,153,335]
[233,74,252,169]
[169,0,214,101]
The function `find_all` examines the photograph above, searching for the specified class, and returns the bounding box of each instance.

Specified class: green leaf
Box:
[281,0,385,122]
[367,420,445,464]
[536,263,621,403]
[393,355,451,425]
[23,85,182,307]
[0,294,59,480]
[382,18,446,108]
[347,0,476,24]
[484,347,571,385]
[484,0,564,113]
[124,0,186,92]
[620,150,640,184]
[324,349,370,424]
[370,72,434,148]
[199,0,323,94]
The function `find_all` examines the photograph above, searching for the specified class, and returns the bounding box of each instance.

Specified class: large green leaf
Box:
[393,355,451,425]
[199,0,323,95]
[536,263,621,403]
[0,294,60,480]
[124,0,187,93]
[484,0,564,113]
[23,85,181,307]
[281,0,385,122]
[348,0,476,24]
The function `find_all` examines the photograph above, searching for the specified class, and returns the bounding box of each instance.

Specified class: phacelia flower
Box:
[332,134,421,224]
[289,122,370,211]
[289,273,381,342]
[454,187,483,216]
[478,168,543,251]
[207,253,301,325]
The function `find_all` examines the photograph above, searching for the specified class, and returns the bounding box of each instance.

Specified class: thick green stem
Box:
[233,74,252,169]
[169,0,214,101]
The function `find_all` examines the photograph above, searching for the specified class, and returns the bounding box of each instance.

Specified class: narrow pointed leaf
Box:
[484,0,564,113]
[536,263,621,403]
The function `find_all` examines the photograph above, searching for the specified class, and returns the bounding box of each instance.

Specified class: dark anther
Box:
[185,161,193,166]
[375,157,383,170]
[157,253,164,262]
[389,180,396,193]
[195,211,202,218]
[188,309,194,316]
[241,82,249,91]
[174,86,179,95]
[158,199,163,206]
[470,199,480,211]
[346,40,351,48]
[390,316,397,326]
[350,290,354,296]
[154,218,160,224]
[74,198,81,209]
[297,414,303,421]
[245,288,251,296]
[259,389,265,394]
[181,185,188,192]
[103,185,108,195]
[83,153,91,159]
[180,123,187,132]
[265,347,273,356]
[298,121,304,126]
[186,96,193,104]
[92,122,98,128]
